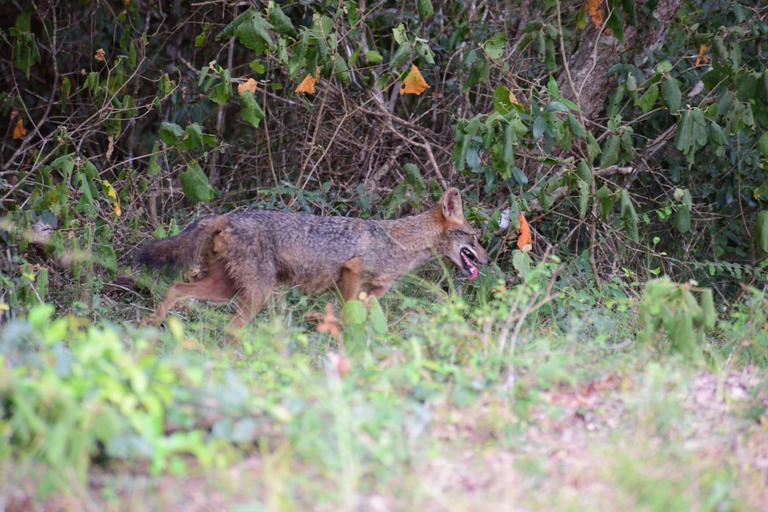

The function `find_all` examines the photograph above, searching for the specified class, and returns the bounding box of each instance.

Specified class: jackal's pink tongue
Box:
[462,252,479,280]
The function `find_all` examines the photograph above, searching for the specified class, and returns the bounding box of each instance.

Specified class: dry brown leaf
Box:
[585,0,604,29]
[695,45,709,66]
[95,48,106,62]
[238,78,258,95]
[400,65,429,95]
[296,71,318,95]
[13,119,27,140]
[517,213,531,251]
[314,302,342,343]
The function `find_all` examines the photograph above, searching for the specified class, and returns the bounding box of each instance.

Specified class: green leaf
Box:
[675,110,693,153]
[182,123,205,150]
[464,59,490,90]
[148,142,162,175]
[674,205,691,234]
[232,10,275,52]
[512,250,531,278]
[484,33,508,60]
[757,133,768,158]
[578,178,589,219]
[403,163,425,194]
[701,289,716,329]
[586,132,601,162]
[365,50,383,63]
[735,71,759,101]
[268,4,297,37]
[756,211,768,255]
[217,7,255,39]
[342,300,367,326]
[503,124,515,167]
[567,113,586,138]
[620,189,632,218]
[28,303,55,330]
[393,24,407,45]
[661,77,682,112]
[595,185,613,221]
[418,0,434,19]
[709,122,727,146]
[532,116,547,141]
[210,69,233,105]
[605,2,625,42]
[390,41,412,68]
[600,135,620,168]
[415,41,435,65]
[577,159,593,185]
[369,297,387,334]
[159,122,183,146]
[239,90,265,128]
[511,166,527,185]
[636,83,659,113]
[607,84,625,118]
[544,37,556,71]
[179,161,215,203]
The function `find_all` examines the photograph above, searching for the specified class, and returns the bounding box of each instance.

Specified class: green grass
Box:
[1,267,767,510]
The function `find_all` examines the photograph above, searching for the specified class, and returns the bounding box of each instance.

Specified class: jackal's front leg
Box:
[338,258,363,302]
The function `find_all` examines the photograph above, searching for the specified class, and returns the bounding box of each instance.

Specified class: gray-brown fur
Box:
[138,188,490,340]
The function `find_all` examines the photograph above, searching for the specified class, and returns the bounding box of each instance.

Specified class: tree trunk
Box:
[559,0,684,122]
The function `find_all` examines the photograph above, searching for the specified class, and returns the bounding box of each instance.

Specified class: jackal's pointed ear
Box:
[439,187,464,225]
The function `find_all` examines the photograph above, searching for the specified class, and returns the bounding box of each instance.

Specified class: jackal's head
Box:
[434,188,491,280]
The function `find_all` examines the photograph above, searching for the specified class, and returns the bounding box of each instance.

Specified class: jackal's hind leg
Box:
[143,258,236,326]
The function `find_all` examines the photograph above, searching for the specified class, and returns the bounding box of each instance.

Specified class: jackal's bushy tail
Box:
[137,215,228,272]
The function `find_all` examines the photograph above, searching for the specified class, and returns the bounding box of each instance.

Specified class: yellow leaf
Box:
[400,65,429,95]
[296,71,318,95]
[95,48,106,62]
[13,119,27,140]
[517,213,531,250]
[238,78,258,95]
[509,89,521,106]
[61,76,72,98]
[103,180,121,217]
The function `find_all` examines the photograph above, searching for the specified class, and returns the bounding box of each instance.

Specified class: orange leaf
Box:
[517,213,531,251]
[400,65,429,95]
[315,302,342,342]
[12,119,27,140]
[95,48,105,62]
[695,45,708,66]
[296,71,318,95]
[238,78,258,95]
[585,0,604,28]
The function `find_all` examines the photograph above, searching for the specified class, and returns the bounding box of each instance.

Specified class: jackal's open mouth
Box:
[460,248,479,281]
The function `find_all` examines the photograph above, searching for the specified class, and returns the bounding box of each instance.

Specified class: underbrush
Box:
[1,263,767,509]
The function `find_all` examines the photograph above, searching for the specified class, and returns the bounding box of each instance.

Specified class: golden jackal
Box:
[138,187,490,337]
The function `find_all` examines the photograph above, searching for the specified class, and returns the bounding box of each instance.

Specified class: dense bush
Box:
[1,0,767,316]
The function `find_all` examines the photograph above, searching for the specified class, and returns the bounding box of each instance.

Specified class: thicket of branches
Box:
[1,0,767,311]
